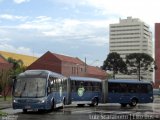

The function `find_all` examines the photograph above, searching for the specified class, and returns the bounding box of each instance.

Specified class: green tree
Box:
[7,57,26,76]
[0,58,26,101]
[0,83,2,94]
[126,53,156,81]
[102,52,127,79]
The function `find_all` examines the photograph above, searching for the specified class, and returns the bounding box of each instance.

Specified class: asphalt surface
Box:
[0,96,160,120]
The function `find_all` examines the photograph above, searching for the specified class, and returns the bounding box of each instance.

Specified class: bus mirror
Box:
[12,76,17,84]
[12,76,16,80]
[12,76,17,95]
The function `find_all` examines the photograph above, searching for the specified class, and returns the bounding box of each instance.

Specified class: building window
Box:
[77,67,78,75]
[74,67,76,75]
[72,67,74,74]
[72,67,77,75]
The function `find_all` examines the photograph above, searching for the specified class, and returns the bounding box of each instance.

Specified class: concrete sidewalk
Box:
[0,98,12,110]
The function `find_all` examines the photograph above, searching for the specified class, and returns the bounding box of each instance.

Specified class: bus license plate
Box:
[25,106,31,109]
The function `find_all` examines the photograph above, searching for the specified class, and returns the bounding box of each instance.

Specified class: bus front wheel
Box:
[51,100,55,111]
[129,98,138,107]
[22,109,27,113]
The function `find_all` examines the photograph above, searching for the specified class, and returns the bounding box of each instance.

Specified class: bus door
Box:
[49,78,61,104]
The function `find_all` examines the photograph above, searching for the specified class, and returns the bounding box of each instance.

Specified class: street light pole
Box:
[85,57,87,72]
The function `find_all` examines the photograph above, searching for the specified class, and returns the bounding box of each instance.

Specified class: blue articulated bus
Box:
[12,70,153,111]
[12,70,68,112]
[108,79,153,107]
[68,76,102,106]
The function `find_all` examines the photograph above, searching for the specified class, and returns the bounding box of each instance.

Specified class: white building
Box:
[109,17,153,80]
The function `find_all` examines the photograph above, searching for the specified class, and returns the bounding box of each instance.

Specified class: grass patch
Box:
[0,96,12,102]
[0,110,8,116]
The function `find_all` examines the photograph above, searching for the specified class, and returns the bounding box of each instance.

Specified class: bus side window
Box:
[137,85,141,93]
[128,84,137,93]
[54,78,59,92]
[147,84,152,93]
[79,81,84,87]
[99,82,102,91]
[120,83,127,93]
[140,84,148,93]
[78,81,85,90]
[75,81,78,91]
[108,83,114,93]
[98,82,101,91]
[50,78,56,92]
[88,82,93,91]
[109,83,119,93]
[84,81,89,91]
[94,82,100,91]
[75,81,80,91]
[92,82,96,91]
[71,81,76,92]
[48,77,53,92]
[58,79,61,88]
[63,79,67,91]
[87,82,90,91]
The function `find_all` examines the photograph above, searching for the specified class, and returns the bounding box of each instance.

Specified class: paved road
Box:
[1,96,160,120]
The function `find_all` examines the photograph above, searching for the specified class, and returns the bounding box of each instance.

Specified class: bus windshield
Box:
[13,77,46,98]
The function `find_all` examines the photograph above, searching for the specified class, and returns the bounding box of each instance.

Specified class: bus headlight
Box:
[13,100,18,103]
[39,99,45,103]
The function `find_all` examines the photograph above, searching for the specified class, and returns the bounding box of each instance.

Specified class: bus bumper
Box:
[72,101,92,104]
[12,101,48,110]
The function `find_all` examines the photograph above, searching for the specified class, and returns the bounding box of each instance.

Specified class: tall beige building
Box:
[109,17,153,80]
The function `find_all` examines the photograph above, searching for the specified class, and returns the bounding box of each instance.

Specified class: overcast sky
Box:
[0,0,159,66]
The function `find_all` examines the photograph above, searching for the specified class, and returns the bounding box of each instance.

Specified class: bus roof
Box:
[18,70,66,79]
[108,79,152,84]
[69,76,102,82]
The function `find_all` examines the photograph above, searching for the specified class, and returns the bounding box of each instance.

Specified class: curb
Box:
[0,106,11,110]
[0,103,12,110]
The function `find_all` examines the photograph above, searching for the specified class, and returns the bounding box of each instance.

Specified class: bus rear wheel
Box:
[59,98,66,109]
[63,98,66,106]
[77,104,85,107]
[121,103,127,107]
[129,98,138,107]
[89,97,98,107]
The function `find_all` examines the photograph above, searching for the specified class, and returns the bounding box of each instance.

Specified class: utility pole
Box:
[85,57,87,72]
[138,60,141,81]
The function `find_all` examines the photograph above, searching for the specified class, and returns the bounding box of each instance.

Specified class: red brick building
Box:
[0,55,12,95]
[155,23,160,88]
[27,51,107,79]
[0,55,12,71]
